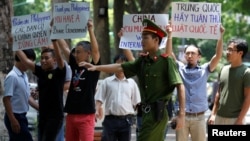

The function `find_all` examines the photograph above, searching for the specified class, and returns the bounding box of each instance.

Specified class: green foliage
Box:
[13,0,48,16]
[206,0,250,15]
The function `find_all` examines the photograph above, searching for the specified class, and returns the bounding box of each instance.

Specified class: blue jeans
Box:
[4,113,33,141]
[56,121,65,141]
[136,115,142,139]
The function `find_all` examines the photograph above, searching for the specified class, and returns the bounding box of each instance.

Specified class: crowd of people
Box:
[2,9,250,141]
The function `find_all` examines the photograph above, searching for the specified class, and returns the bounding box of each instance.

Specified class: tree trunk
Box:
[0,0,13,136]
[93,0,110,79]
[0,0,13,95]
[113,0,125,55]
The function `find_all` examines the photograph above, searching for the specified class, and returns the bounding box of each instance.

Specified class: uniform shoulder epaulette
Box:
[160,53,169,58]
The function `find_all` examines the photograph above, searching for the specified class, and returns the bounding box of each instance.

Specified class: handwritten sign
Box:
[119,14,169,50]
[172,2,221,39]
[11,11,51,51]
[51,2,90,39]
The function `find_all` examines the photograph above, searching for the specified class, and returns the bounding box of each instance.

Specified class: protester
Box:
[40,43,72,141]
[3,49,38,141]
[26,44,72,141]
[59,19,101,141]
[95,54,141,141]
[208,38,250,125]
[16,40,66,141]
[81,19,185,141]
[166,22,225,141]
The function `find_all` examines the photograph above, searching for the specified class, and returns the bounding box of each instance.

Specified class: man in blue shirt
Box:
[3,49,38,141]
[166,24,225,141]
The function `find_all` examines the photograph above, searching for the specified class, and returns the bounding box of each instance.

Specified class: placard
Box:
[51,2,90,39]
[11,11,51,51]
[119,14,169,50]
[172,2,221,39]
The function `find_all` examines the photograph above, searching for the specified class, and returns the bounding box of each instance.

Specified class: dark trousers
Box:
[102,115,132,141]
[38,117,63,141]
[4,113,33,141]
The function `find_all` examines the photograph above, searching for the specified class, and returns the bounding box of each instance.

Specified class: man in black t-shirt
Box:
[16,41,66,141]
[59,19,101,141]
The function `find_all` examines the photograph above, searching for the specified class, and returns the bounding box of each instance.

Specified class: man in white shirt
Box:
[95,54,141,141]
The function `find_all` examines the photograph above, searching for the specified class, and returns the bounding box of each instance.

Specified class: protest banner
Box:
[11,11,51,51]
[119,14,169,50]
[51,2,90,39]
[172,2,221,39]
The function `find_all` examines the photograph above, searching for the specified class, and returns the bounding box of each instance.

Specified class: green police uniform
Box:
[121,18,183,141]
[121,51,182,141]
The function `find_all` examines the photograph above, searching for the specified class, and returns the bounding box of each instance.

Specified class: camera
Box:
[170,120,177,129]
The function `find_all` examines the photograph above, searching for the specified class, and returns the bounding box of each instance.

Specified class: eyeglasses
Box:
[185,52,198,56]
[225,48,238,53]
